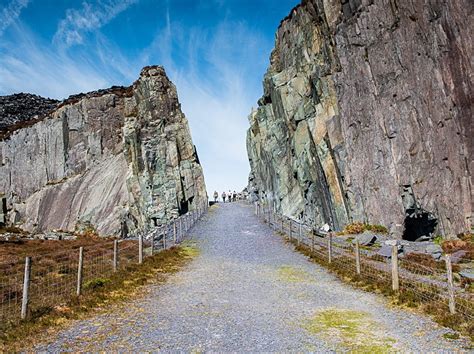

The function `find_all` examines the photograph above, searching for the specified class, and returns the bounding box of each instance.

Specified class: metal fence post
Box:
[21,257,31,320]
[76,247,84,296]
[445,254,456,314]
[113,240,118,272]
[139,234,143,264]
[391,245,399,292]
[328,232,333,264]
[355,240,361,275]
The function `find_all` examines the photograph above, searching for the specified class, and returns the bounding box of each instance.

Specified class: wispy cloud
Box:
[53,0,138,48]
[0,22,128,98]
[0,0,29,37]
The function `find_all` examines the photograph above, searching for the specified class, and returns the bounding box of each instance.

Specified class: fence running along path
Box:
[254,202,473,324]
[0,200,208,328]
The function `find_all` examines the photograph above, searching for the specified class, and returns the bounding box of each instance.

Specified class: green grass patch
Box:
[303,308,395,352]
[277,266,313,283]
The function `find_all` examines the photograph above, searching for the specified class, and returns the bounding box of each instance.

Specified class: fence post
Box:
[173,221,177,245]
[355,240,361,275]
[139,234,143,264]
[163,227,167,250]
[328,232,333,264]
[21,257,31,320]
[76,247,84,296]
[281,217,284,233]
[289,220,292,241]
[391,245,399,292]
[298,222,302,246]
[113,240,118,272]
[311,233,315,252]
[445,254,456,314]
[150,233,155,256]
[255,202,257,215]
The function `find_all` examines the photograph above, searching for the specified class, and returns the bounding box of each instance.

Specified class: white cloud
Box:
[53,0,138,48]
[0,23,126,98]
[0,0,29,37]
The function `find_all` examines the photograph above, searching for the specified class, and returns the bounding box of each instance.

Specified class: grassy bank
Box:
[281,234,473,343]
[0,244,198,351]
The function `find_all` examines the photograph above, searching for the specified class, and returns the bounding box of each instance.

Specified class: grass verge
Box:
[0,244,198,351]
[282,236,473,343]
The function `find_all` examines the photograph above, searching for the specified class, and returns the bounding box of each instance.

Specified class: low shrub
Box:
[342,222,388,235]
[83,278,110,290]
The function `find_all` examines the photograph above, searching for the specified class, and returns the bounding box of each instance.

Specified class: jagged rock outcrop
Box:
[247,0,472,239]
[0,66,207,236]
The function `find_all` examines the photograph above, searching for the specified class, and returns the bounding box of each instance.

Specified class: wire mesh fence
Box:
[0,199,208,331]
[255,202,473,325]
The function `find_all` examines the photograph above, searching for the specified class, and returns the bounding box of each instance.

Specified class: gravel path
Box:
[35,202,469,352]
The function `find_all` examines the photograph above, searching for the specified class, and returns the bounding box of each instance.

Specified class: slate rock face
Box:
[247,0,472,238]
[0,66,207,236]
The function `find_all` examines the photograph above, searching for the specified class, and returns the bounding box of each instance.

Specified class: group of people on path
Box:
[213,190,238,203]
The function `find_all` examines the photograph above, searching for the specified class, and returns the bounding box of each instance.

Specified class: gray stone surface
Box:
[425,244,443,260]
[33,203,469,352]
[0,66,207,236]
[246,0,472,238]
[352,231,377,246]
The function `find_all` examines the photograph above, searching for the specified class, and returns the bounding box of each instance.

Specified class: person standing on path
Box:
[228,190,233,202]
[222,191,226,203]
[213,191,218,203]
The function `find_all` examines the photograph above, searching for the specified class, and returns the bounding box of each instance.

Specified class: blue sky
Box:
[0,0,299,197]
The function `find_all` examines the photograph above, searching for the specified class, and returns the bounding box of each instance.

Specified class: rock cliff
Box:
[247,0,472,239]
[0,66,207,236]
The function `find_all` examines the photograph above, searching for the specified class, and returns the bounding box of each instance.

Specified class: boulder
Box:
[352,231,377,246]
[459,270,474,281]
[450,250,467,264]
[425,244,443,260]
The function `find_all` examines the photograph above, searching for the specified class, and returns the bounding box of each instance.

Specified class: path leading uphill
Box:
[35,203,468,351]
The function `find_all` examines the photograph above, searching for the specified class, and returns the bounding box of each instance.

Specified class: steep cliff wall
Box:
[0,66,207,236]
[247,0,472,239]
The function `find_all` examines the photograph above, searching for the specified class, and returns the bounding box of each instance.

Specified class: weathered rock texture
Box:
[0,66,207,236]
[247,0,472,238]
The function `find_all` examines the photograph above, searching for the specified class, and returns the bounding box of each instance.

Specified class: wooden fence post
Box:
[355,240,361,275]
[173,221,177,245]
[139,234,143,264]
[298,222,302,246]
[21,257,31,320]
[328,232,333,264]
[76,247,84,296]
[391,245,399,292]
[163,227,167,250]
[445,254,456,314]
[113,240,118,272]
